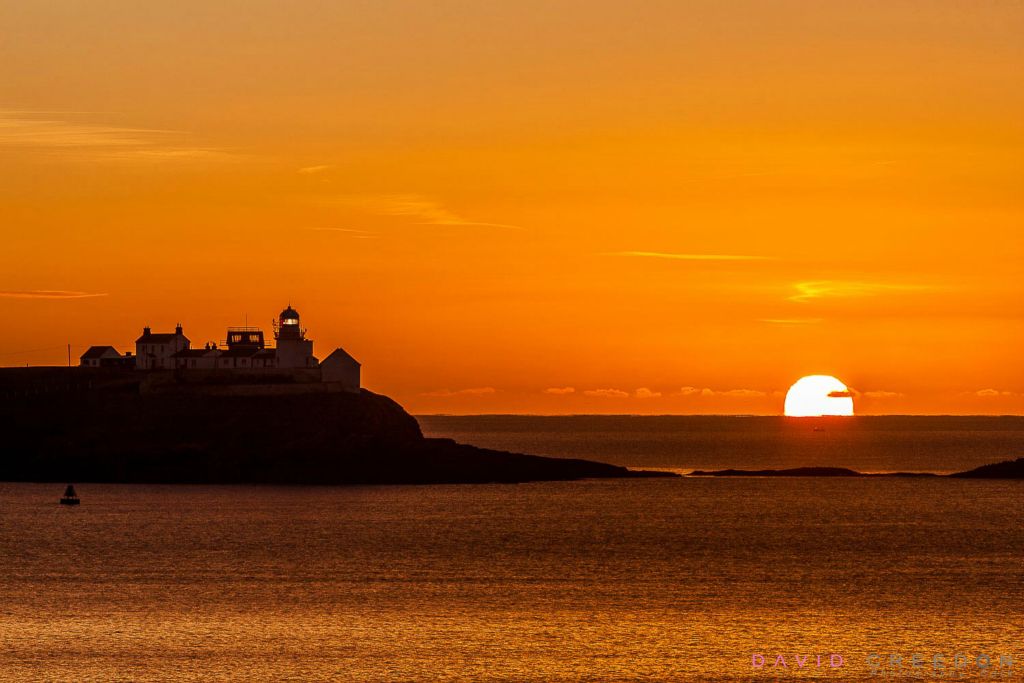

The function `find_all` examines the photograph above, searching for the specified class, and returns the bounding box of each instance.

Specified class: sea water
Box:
[419,415,1024,474]
[1,416,1022,681]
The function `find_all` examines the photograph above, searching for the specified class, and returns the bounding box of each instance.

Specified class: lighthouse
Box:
[79,302,359,391]
[274,305,317,368]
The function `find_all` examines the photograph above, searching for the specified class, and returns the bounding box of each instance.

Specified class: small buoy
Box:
[60,484,80,506]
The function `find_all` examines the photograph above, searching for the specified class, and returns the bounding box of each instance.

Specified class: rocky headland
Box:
[0,367,674,485]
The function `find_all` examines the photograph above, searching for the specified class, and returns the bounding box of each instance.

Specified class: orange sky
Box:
[1,1,1022,414]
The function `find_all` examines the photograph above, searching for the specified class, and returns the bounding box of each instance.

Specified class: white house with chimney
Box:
[136,324,190,370]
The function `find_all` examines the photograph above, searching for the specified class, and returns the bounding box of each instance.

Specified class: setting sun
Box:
[784,375,855,417]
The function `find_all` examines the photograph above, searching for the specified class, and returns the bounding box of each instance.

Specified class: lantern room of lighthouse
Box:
[274,305,317,368]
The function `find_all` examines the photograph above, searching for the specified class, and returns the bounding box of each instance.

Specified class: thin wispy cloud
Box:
[0,290,107,299]
[975,389,1016,398]
[579,387,767,399]
[790,280,932,303]
[676,386,766,398]
[583,388,630,398]
[716,388,766,398]
[0,111,231,162]
[863,390,902,399]
[327,194,524,230]
[298,165,332,175]
[305,227,379,239]
[421,387,497,397]
[609,251,771,261]
[543,387,576,395]
[672,159,900,186]
[759,318,823,325]
[0,111,167,147]
[102,148,229,161]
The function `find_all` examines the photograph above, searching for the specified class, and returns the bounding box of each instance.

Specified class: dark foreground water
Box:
[418,415,1024,474]
[1,478,1022,681]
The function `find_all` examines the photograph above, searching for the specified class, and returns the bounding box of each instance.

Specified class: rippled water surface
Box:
[2,478,1022,681]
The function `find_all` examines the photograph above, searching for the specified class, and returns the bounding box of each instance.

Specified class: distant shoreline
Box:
[687,458,1024,479]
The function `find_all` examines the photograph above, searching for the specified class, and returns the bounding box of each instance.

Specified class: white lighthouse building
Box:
[274,306,317,368]
[85,304,361,393]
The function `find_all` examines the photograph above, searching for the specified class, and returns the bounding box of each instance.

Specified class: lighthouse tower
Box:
[274,305,317,368]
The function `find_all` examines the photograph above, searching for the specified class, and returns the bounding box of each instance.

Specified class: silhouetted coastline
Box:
[0,367,674,485]
[949,457,1024,479]
[2,368,1020,484]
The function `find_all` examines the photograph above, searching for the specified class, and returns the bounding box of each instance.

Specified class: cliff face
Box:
[0,368,668,484]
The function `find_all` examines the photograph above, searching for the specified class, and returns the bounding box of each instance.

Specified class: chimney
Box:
[175,323,183,335]
[143,326,151,335]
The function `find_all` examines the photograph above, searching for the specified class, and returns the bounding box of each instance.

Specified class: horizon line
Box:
[414,412,1024,418]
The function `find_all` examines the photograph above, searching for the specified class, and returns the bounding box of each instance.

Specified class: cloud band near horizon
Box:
[608,251,771,261]
[0,290,108,299]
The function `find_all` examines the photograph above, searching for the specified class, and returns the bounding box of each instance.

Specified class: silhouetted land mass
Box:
[0,368,674,485]
[689,467,938,477]
[949,457,1024,479]
[690,460,1024,478]
[690,466,861,477]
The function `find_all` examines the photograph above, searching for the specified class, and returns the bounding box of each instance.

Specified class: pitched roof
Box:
[322,346,360,367]
[80,345,120,360]
[136,332,186,344]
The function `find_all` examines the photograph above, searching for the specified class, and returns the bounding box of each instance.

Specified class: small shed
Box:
[79,346,122,368]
